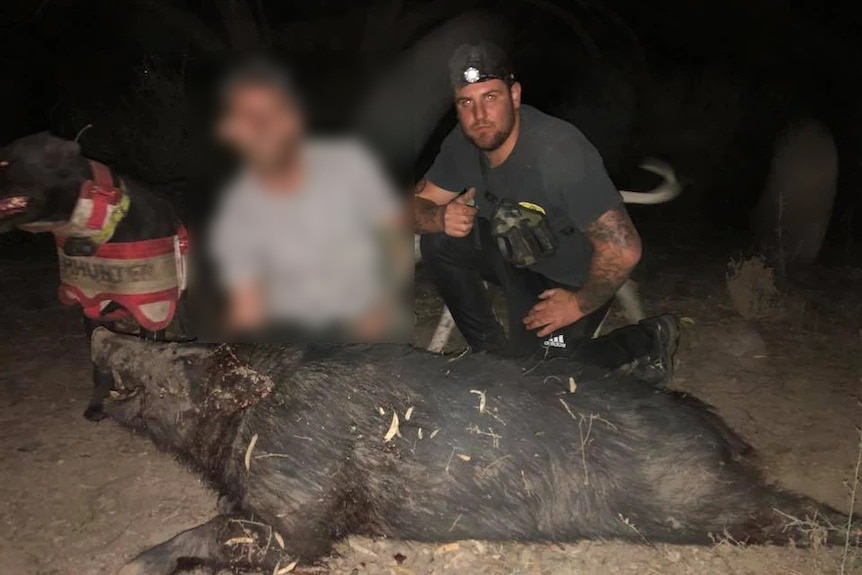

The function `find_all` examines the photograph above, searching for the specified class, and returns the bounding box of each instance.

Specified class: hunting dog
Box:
[0,132,190,421]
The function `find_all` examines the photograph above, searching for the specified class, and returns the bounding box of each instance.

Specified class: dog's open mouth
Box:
[0,196,29,217]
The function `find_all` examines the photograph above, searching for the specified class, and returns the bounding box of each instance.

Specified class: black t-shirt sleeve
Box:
[543,131,622,231]
[423,126,469,193]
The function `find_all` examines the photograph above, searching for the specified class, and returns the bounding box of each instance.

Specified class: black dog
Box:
[0,132,191,421]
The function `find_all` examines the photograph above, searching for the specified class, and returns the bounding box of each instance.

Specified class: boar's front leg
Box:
[118,516,225,575]
[118,514,291,575]
[83,313,117,422]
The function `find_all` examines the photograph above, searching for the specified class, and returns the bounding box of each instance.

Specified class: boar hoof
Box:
[83,404,106,422]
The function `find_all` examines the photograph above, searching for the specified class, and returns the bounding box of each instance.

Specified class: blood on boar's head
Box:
[0,132,88,232]
[91,328,275,460]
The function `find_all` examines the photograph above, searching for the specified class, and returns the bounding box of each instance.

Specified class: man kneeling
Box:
[414,43,678,385]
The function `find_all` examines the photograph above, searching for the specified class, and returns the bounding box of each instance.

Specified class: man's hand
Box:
[523,206,641,339]
[352,305,393,342]
[226,283,265,333]
[442,188,477,237]
[523,288,585,338]
[414,179,477,236]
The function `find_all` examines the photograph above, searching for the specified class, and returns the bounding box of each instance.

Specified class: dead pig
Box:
[90,328,854,575]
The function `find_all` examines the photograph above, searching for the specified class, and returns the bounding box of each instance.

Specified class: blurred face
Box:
[454,79,521,151]
[218,82,304,174]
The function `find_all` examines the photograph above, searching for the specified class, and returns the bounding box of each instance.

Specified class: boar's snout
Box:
[91,328,217,397]
[91,328,219,437]
[91,327,130,371]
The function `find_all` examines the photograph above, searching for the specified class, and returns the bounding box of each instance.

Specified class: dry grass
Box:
[840,426,862,575]
[726,255,781,320]
[764,425,862,574]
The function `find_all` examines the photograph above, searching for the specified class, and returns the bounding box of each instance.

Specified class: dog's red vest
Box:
[55,225,189,330]
[22,161,190,331]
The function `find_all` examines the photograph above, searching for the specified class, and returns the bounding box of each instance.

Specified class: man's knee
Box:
[419,232,455,263]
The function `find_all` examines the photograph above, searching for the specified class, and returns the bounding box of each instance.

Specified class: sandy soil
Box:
[1,242,861,575]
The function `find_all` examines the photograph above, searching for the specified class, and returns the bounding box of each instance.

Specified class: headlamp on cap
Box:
[449,42,515,90]
[456,64,513,87]
[463,66,482,84]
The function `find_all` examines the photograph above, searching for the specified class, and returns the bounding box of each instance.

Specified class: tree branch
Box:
[213,0,262,51]
[131,0,227,52]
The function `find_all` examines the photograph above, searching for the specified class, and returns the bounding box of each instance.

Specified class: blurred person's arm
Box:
[207,185,265,334]
[352,142,413,340]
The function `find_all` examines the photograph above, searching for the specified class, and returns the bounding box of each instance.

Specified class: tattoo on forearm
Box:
[586,205,638,246]
[413,180,444,233]
[578,206,642,313]
[579,262,624,314]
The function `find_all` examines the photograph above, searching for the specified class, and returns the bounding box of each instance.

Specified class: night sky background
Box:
[2,0,862,263]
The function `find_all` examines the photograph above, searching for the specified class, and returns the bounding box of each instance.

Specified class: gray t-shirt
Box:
[209,137,400,329]
[425,105,621,288]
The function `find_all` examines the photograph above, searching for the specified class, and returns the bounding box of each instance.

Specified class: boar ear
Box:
[204,345,275,415]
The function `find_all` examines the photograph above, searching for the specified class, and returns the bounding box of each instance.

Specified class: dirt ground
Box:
[1,238,861,575]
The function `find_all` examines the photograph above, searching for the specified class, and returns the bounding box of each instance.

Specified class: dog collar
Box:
[18,160,131,245]
[72,160,131,245]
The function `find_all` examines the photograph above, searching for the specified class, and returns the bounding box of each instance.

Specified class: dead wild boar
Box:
[89,328,852,575]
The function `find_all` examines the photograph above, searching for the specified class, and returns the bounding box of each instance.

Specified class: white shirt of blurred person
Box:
[208,60,408,342]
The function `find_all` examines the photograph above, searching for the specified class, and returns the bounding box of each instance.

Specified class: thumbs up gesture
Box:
[443,187,478,237]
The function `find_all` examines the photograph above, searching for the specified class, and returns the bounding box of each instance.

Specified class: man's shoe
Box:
[440,345,513,362]
[442,345,474,361]
[633,313,680,388]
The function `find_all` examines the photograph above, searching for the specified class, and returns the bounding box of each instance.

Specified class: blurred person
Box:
[414,43,678,385]
[208,58,409,342]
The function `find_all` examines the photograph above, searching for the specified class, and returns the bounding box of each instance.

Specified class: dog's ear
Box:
[38,133,81,163]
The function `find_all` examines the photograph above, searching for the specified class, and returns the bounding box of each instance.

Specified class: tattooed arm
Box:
[413,179,446,233]
[577,205,642,313]
[524,204,641,337]
[413,178,477,237]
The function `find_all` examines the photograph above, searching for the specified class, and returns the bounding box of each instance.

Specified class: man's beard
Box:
[464,108,516,152]
[249,137,302,175]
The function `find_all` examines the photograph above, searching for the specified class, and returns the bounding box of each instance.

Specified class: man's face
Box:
[218,83,304,174]
[454,79,521,151]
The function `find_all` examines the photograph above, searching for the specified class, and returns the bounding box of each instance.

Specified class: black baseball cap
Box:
[448,42,515,90]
